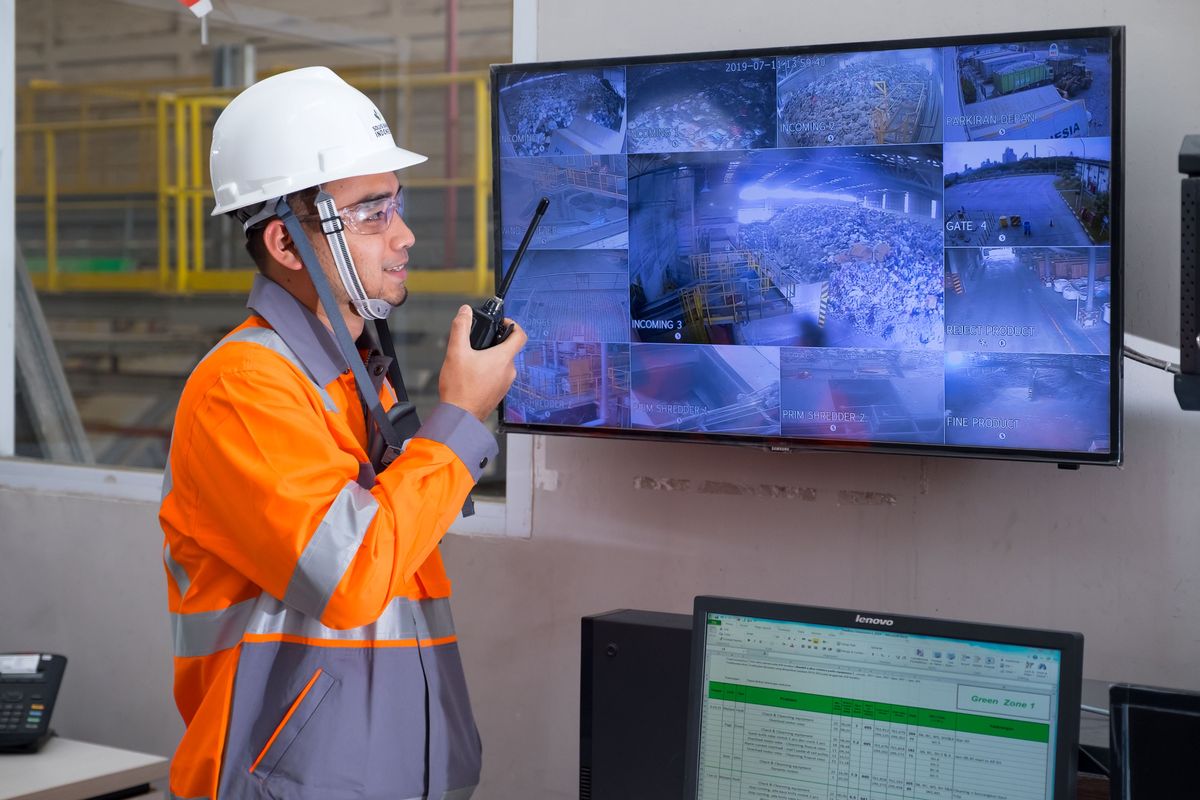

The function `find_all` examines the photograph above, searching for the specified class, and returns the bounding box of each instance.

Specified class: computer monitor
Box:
[492,26,1125,466]
[1109,683,1200,799]
[685,597,1084,800]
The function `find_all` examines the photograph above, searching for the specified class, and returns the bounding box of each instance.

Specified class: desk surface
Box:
[0,737,167,800]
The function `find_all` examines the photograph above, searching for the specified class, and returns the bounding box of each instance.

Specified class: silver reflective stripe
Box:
[163,543,191,599]
[246,595,456,642]
[413,595,457,642]
[171,595,457,659]
[410,596,457,641]
[168,793,209,800]
[170,597,257,658]
[284,480,378,620]
[161,460,173,501]
[202,326,338,412]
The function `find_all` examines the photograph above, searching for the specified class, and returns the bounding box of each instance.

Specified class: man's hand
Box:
[439,305,528,421]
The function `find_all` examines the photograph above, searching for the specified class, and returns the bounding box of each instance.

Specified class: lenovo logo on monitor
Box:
[854,614,894,626]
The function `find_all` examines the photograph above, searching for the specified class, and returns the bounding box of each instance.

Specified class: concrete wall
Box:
[4,2,1200,800]
[0,487,183,754]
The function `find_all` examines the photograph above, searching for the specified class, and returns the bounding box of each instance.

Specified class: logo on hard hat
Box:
[370,106,390,138]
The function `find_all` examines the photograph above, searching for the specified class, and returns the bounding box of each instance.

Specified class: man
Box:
[159,66,525,800]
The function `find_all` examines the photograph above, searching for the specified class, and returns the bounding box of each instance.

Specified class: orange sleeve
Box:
[177,353,482,629]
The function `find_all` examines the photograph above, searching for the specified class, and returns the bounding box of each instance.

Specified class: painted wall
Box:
[0,486,184,754]
[448,3,1200,797]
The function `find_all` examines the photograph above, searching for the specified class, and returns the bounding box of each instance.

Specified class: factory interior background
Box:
[3,1,1200,798]
[10,0,513,493]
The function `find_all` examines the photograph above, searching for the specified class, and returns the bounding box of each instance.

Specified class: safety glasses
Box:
[301,186,405,235]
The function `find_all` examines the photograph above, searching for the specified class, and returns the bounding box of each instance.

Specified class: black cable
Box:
[1078,745,1111,777]
[1078,702,1112,776]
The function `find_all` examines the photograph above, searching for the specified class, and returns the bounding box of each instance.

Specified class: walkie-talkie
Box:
[470,196,550,349]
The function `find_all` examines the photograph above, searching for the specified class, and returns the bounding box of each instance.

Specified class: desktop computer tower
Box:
[580,609,692,800]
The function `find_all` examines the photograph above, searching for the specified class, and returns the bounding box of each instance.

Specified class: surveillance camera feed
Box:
[495,28,1119,463]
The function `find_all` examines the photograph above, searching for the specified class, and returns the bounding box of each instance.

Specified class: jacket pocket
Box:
[249,667,336,780]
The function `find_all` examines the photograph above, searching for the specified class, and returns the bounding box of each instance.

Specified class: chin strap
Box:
[314,189,393,320]
[276,195,474,518]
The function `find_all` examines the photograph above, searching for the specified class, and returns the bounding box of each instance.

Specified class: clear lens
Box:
[344,188,404,234]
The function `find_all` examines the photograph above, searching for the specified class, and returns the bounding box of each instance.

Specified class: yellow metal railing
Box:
[17,117,161,292]
[17,71,494,297]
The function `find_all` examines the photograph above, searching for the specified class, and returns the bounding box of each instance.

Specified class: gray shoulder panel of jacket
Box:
[201,326,338,413]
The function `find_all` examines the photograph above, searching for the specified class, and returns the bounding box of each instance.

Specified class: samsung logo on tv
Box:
[855,614,894,627]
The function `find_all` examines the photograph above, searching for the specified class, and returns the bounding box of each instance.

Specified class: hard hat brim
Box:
[211,145,427,216]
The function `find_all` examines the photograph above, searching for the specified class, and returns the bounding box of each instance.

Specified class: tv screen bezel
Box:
[490,26,1125,466]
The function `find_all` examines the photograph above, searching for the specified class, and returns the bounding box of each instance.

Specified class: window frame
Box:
[0,0,532,538]
[0,436,533,539]
[1,0,14,456]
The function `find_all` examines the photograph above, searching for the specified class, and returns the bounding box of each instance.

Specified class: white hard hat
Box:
[209,66,426,216]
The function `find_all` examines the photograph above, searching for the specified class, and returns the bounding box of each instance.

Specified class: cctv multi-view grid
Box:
[495,32,1116,456]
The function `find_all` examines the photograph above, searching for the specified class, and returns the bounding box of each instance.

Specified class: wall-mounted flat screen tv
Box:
[491,27,1123,465]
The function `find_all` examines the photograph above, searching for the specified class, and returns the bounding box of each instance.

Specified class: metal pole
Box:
[78,97,90,192]
[174,100,189,292]
[190,99,204,275]
[44,131,59,292]
[157,95,171,290]
[242,44,257,87]
[14,247,95,463]
[18,89,35,193]
[474,77,491,296]
[599,345,609,423]
[444,0,459,270]
[403,82,414,148]
[0,0,13,455]
[1086,247,1096,313]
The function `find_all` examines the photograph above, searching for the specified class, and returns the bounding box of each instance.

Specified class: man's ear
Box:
[262,218,303,272]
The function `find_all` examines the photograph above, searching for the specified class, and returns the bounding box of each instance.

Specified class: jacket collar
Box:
[246,273,352,386]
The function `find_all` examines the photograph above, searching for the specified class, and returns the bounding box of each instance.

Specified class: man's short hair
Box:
[242,187,320,272]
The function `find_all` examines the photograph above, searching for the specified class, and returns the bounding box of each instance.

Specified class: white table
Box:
[0,737,167,800]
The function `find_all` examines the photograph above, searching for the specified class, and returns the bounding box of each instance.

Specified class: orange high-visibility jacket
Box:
[160,275,495,800]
